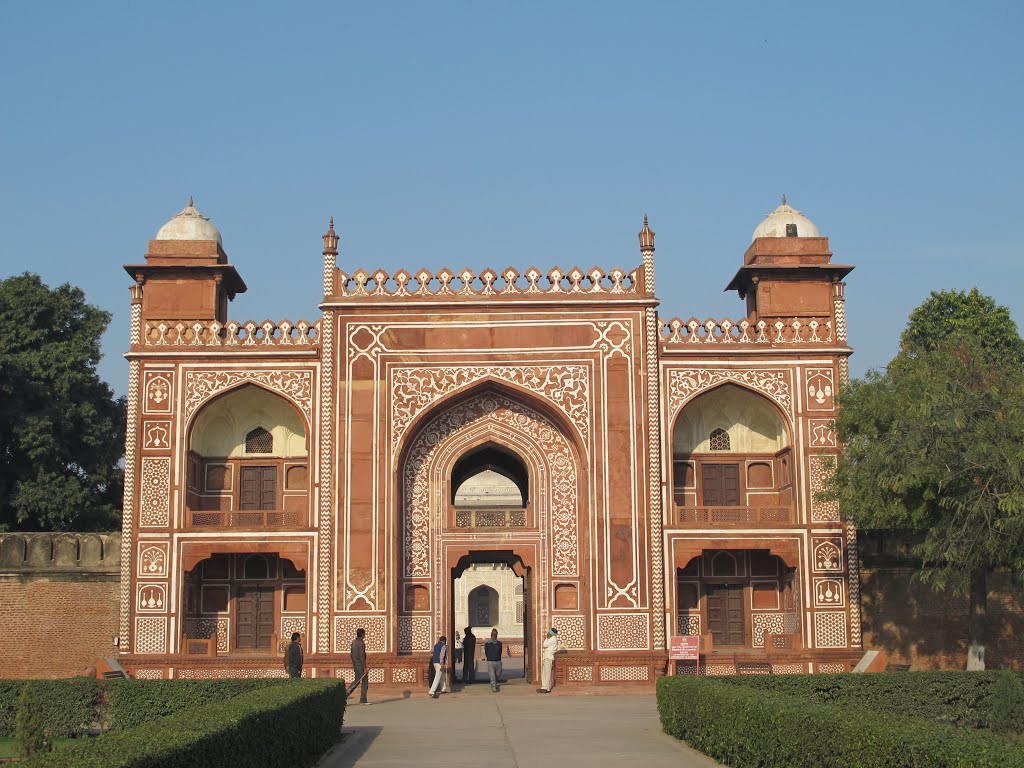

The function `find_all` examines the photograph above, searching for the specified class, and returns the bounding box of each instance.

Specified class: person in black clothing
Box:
[461,627,476,683]
[285,632,303,678]
[347,627,370,704]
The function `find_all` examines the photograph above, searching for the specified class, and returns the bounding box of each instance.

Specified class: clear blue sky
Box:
[2,1,1021,395]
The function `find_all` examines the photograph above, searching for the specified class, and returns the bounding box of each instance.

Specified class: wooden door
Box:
[701,464,740,507]
[240,467,276,510]
[706,584,744,646]
[235,586,275,650]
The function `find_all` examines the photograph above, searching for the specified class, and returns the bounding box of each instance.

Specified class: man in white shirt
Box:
[537,627,560,693]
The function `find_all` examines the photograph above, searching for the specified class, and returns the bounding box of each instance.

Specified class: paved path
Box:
[318,682,722,768]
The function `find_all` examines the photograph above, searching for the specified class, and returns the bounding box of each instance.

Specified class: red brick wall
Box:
[0,576,120,678]
[860,566,1024,670]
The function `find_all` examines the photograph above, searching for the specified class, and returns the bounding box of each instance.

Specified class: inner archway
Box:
[452,552,528,686]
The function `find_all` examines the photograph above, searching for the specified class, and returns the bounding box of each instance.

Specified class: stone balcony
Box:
[676,505,795,527]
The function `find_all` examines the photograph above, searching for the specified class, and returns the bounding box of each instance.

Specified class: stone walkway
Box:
[318,681,722,768]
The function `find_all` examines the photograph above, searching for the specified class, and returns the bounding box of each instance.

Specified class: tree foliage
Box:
[15,683,52,758]
[827,289,1024,668]
[0,273,125,531]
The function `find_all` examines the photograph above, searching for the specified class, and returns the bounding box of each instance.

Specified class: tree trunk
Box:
[966,566,987,671]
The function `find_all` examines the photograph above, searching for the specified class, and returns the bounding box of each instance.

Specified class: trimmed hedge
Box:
[658,676,1024,768]
[104,679,283,731]
[0,679,101,738]
[719,671,1020,728]
[21,679,346,768]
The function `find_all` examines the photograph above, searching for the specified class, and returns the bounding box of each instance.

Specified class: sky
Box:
[1,1,1021,396]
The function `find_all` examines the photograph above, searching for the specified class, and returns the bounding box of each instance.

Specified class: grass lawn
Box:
[0,737,78,759]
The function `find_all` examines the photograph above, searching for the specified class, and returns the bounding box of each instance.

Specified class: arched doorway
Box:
[397,388,585,684]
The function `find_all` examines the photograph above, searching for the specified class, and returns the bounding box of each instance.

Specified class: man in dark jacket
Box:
[484,629,503,691]
[285,632,303,678]
[461,627,476,684]
[348,627,369,704]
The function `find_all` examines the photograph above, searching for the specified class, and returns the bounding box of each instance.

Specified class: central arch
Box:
[396,387,587,681]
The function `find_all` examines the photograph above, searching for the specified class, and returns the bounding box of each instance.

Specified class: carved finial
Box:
[638,213,655,252]
[188,195,194,208]
[322,216,339,255]
[781,193,787,206]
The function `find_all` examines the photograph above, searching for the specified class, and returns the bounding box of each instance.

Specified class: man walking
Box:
[484,628,503,691]
[537,627,560,693]
[347,627,370,704]
[429,635,449,698]
[461,627,476,684]
[285,632,303,678]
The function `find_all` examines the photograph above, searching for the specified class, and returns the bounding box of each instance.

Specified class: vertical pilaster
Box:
[833,280,861,647]
[120,283,143,650]
[318,221,339,653]
[639,215,665,649]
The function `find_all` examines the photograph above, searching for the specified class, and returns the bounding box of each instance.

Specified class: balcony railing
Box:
[187,509,306,528]
[677,506,794,526]
[453,507,527,529]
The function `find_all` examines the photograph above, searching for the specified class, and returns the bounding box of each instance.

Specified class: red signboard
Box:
[669,635,700,661]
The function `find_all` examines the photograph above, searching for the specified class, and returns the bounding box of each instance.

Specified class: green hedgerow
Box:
[991,670,1024,737]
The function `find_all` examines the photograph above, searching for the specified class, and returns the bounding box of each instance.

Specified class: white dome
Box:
[752,196,820,240]
[155,198,222,244]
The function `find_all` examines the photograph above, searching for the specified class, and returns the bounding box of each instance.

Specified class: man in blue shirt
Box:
[428,635,449,698]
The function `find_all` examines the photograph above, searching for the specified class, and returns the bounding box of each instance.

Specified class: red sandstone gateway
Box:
[113,198,858,684]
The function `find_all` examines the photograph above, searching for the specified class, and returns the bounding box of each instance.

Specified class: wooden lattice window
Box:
[709,428,731,451]
[245,426,273,454]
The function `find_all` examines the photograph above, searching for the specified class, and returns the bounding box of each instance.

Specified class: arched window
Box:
[245,426,273,454]
[709,428,731,451]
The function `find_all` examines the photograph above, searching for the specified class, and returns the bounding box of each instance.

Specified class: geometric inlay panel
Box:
[551,616,586,650]
[809,456,840,523]
[676,614,700,636]
[140,457,171,526]
[752,613,786,648]
[599,666,649,681]
[334,616,387,654]
[398,616,432,652]
[596,614,649,651]
[134,616,167,654]
[176,668,290,679]
[813,611,848,649]
[567,666,594,682]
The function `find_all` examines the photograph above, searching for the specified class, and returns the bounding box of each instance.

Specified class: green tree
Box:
[15,683,52,757]
[0,273,125,531]
[828,290,1024,670]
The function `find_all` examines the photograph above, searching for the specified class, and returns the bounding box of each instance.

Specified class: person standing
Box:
[348,627,370,704]
[428,635,449,698]
[453,631,463,668]
[537,627,560,693]
[285,632,303,679]
[461,627,477,684]
[484,628,503,691]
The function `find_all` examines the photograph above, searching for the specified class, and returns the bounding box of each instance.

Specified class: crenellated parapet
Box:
[139,319,320,348]
[659,316,838,347]
[0,532,120,574]
[326,264,647,301]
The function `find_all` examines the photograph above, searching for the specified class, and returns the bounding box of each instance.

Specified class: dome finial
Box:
[188,195,194,208]
[781,193,787,206]
[323,216,339,255]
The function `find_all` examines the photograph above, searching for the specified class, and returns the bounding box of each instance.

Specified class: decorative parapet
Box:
[141,319,320,348]
[0,532,120,574]
[659,316,836,346]
[328,265,645,300]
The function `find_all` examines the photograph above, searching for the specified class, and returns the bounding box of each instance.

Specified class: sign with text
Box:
[669,635,700,661]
